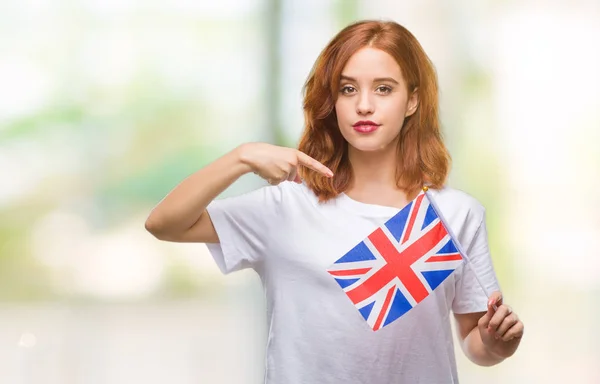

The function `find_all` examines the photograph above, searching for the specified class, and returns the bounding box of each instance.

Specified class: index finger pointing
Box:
[296,151,334,177]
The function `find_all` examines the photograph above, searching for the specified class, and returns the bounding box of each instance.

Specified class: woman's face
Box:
[334,47,418,153]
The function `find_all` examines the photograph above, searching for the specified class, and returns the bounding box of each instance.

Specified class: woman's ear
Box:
[405,88,419,117]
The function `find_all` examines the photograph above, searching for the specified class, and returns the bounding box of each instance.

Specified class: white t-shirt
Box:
[206,182,499,384]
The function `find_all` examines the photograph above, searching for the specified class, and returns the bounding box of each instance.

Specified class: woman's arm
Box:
[144,142,333,243]
[144,145,252,243]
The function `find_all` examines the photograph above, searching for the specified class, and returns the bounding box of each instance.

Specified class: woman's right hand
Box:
[237,142,334,185]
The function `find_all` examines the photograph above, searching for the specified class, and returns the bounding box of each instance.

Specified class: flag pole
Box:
[422,186,493,300]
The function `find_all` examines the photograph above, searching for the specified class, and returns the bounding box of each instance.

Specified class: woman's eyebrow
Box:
[340,75,399,85]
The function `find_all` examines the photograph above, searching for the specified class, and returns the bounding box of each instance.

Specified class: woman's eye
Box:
[340,86,356,94]
[376,86,392,94]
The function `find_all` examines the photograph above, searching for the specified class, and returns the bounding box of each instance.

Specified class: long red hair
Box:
[298,20,450,202]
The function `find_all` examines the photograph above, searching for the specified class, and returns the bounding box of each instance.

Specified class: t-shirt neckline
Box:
[335,192,403,217]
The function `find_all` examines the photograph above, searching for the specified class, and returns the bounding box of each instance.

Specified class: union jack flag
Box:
[327,191,464,331]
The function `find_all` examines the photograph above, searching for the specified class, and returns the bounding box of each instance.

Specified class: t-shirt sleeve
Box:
[452,211,501,314]
[205,185,282,274]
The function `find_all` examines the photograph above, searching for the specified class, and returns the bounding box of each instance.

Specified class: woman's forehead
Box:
[340,47,403,81]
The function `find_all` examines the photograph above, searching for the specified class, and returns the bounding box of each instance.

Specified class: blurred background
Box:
[1,0,599,383]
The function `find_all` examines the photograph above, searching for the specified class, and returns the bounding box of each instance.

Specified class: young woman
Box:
[146,20,524,383]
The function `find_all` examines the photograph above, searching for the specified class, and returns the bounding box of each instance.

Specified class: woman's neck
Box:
[345,144,411,209]
[348,146,396,187]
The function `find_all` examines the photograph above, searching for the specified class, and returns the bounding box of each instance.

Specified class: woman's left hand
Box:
[478,291,524,358]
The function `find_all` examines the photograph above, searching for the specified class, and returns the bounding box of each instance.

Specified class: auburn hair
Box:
[298,20,450,202]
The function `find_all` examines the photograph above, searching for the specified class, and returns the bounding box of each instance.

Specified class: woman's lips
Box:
[353,124,380,133]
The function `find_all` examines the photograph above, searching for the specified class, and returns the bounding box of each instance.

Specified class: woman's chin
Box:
[347,139,394,153]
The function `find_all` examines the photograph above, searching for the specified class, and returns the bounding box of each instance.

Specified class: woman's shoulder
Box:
[429,185,486,220]
[267,181,320,206]
[236,181,323,207]
[281,181,323,205]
